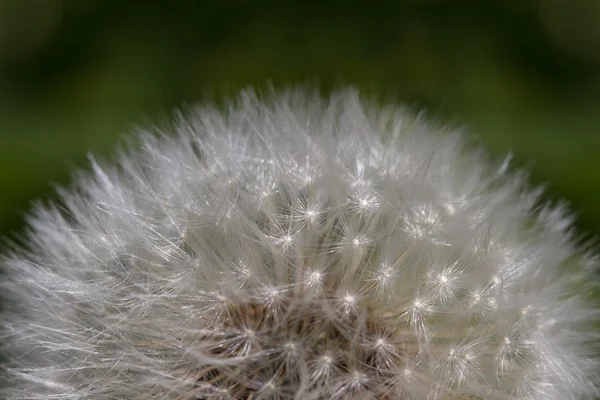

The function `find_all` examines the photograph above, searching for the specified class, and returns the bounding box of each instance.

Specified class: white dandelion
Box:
[1,87,599,399]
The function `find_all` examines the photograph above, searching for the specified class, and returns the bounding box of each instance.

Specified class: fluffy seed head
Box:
[1,88,599,399]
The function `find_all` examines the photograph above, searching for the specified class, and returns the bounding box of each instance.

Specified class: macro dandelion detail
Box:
[1,88,599,399]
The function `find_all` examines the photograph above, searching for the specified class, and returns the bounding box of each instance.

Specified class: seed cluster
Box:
[1,89,597,400]
[184,300,396,399]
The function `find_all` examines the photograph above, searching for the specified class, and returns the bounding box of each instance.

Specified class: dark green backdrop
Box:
[1,0,600,242]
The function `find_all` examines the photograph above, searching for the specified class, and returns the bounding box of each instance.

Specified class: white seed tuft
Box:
[1,87,599,399]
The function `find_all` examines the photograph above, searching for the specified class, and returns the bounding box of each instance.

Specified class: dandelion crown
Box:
[1,88,598,399]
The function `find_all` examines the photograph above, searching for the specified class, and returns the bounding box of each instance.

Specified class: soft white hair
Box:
[1,87,599,399]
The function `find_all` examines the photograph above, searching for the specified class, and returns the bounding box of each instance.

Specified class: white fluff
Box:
[1,87,599,399]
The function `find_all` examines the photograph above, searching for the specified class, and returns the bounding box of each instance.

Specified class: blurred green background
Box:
[1,0,600,240]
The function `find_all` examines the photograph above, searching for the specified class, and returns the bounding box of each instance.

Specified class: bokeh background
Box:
[1,0,600,242]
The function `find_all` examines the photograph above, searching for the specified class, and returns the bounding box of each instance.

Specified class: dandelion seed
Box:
[1,87,599,399]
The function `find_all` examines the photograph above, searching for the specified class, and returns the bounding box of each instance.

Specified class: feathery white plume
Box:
[1,87,599,399]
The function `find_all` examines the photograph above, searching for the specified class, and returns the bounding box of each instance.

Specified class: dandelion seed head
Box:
[1,87,599,400]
